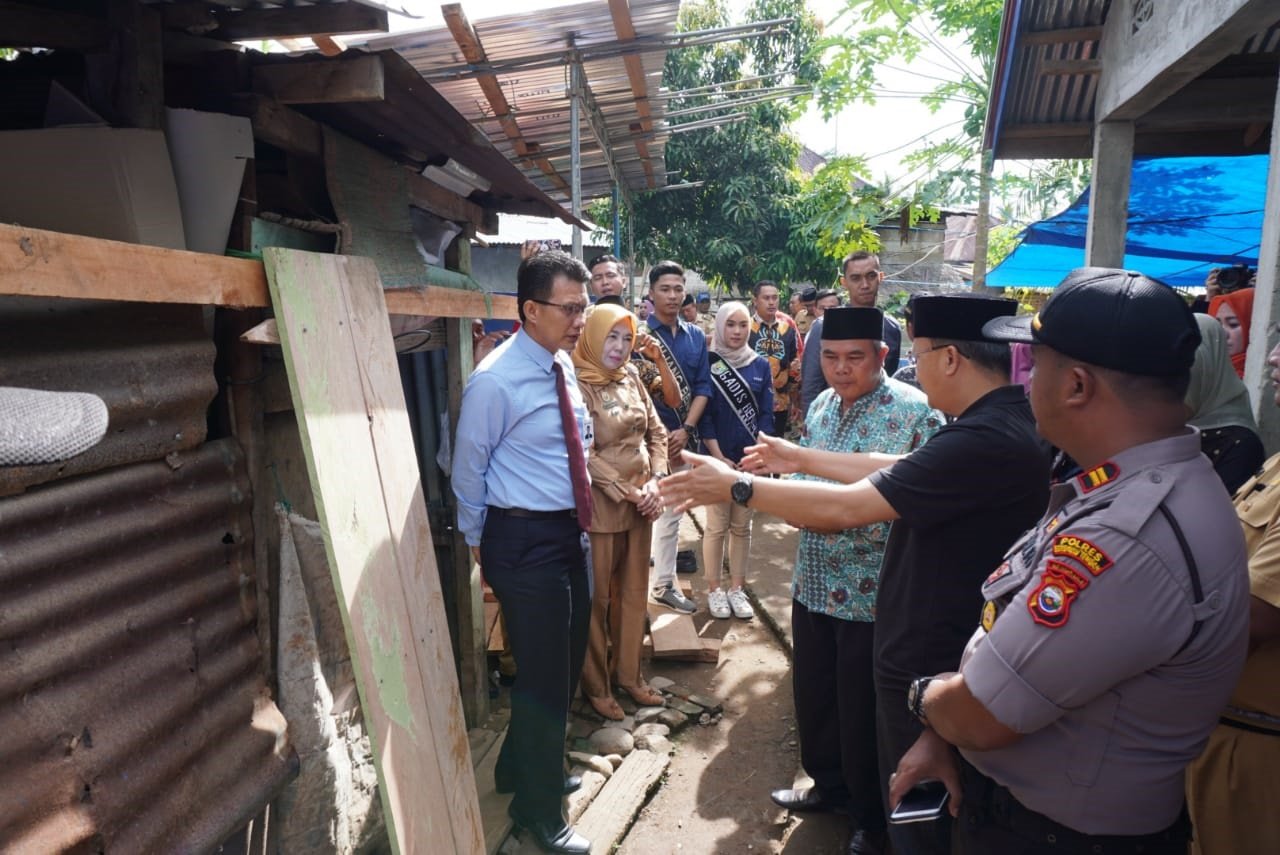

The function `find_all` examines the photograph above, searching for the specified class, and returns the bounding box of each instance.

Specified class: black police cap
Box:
[912,294,1017,341]
[982,267,1201,377]
[682,293,695,306]
[822,307,883,341]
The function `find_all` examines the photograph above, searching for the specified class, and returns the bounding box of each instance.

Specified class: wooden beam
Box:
[1021,25,1103,45]
[0,1,107,49]
[106,0,165,130]
[406,170,487,232]
[1140,76,1278,127]
[0,223,270,308]
[1039,59,1101,76]
[607,0,657,187]
[384,287,519,321]
[211,3,388,41]
[440,3,570,194]
[253,54,386,105]
[229,94,323,159]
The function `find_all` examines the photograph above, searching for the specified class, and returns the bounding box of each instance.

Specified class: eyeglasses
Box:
[530,299,588,318]
[910,343,952,360]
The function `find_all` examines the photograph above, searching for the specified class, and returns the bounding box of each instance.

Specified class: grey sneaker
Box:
[706,588,731,619]
[653,584,696,613]
[727,587,754,619]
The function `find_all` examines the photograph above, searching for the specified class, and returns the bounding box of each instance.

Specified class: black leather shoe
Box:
[847,828,886,855]
[494,773,582,796]
[509,810,590,854]
[770,787,849,813]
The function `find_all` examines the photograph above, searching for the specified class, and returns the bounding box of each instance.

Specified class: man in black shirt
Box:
[659,295,1050,855]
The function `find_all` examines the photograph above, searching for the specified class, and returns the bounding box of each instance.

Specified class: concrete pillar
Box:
[1246,79,1280,454]
[1085,121,1134,268]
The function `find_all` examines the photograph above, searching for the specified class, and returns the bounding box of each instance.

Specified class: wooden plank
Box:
[475,731,515,855]
[253,54,386,105]
[385,286,518,320]
[0,223,270,307]
[264,248,484,855]
[1021,25,1103,45]
[214,3,388,40]
[645,605,703,658]
[407,170,487,231]
[607,0,657,187]
[230,94,324,159]
[575,749,670,854]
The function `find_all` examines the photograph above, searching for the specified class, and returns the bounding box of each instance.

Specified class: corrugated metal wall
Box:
[0,299,295,852]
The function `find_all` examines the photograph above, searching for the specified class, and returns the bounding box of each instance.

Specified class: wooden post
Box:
[1247,79,1280,453]
[105,0,164,129]
[444,230,488,726]
[1084,120,1134,268]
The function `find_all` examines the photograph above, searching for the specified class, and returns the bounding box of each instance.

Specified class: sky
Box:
[379,0,976,184]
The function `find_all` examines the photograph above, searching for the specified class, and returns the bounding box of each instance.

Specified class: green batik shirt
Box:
[793,376,943,622]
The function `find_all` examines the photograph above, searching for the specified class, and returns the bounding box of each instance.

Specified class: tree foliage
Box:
[597,0,834,293]
[818,0,1090,248]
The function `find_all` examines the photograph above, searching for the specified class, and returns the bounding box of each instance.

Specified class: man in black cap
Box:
[794,286,819,339]
[889,268,1250,855]
[767,307,942,855]
[659,294,1051,854]
[680,292,699,324]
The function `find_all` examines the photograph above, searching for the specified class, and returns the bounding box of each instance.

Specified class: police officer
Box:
[889,268,1252,854]
[659,294,1050,855]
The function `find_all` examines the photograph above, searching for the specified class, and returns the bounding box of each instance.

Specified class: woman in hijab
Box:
[698,301,774,620]
[1186,312,1265,493]
[573,303,669,719]
[1208,287,1255,378]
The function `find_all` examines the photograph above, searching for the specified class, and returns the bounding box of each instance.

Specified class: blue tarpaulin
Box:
[988,155,1269,289]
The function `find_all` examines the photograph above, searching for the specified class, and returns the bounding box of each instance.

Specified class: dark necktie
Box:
[552,360,593,530]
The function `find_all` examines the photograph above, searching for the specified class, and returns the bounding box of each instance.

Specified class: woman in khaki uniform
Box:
[573,303,669,720]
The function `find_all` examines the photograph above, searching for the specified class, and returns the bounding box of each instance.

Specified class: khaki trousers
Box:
[702,500,753,588]
[580,525,653,699]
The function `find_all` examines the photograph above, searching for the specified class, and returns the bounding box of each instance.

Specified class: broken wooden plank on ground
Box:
[264,248,483,854]
[646,604,703,659]
[575,749,670,855]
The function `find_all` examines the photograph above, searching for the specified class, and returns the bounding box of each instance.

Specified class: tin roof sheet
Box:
[367,0,680,203]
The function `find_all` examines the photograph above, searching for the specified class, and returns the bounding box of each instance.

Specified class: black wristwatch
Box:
[908,676,935,725]
[730,473,754,507]
[682,422,698,437]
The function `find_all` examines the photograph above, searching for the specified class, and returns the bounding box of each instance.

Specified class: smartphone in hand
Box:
[889,781,949,824]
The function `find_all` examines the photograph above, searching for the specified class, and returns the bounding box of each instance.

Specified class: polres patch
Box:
[981,599,998,632]
[1051,534,1114,576]
[1027,565,1086,628]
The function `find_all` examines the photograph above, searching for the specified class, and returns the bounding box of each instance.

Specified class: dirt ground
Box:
[617,512,850,855]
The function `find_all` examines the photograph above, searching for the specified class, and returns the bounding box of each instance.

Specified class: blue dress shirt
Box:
[452,329,590,546]
[645,314,712,432]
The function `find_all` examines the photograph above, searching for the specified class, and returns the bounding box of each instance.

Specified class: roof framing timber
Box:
[440,3,570,194]
[607,0,657,187]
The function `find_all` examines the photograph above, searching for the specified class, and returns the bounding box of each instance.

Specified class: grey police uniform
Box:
[957,431,1250,839]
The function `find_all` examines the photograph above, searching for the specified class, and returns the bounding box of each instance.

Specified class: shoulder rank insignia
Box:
[1027,561,1090,628]
[1050,534,1114,576]
[1077,461,1119,493]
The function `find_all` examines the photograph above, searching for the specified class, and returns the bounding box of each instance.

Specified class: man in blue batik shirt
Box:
[453,251,594,855]
[767,307,942,855]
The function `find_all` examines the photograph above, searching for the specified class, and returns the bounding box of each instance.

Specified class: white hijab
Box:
[713,301,757,369]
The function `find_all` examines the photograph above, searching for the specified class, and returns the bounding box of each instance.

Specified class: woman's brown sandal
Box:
[620,684,665,707]
[587,694,625,721]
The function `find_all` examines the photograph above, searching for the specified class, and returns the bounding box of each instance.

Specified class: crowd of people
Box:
[453,248,1277,855]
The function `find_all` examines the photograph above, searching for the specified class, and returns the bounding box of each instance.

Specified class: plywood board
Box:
[264,248,483,854]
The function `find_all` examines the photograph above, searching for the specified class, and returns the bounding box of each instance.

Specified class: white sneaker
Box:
[727,587,754,619]
[706,588,731,619]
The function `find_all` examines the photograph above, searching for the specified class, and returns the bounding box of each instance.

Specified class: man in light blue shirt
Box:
[453,251,593,855]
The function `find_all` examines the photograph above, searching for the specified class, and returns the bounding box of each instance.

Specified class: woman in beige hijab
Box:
[573,304,669,719]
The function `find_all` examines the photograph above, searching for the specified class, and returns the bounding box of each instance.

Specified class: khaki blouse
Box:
[579,363,669,533]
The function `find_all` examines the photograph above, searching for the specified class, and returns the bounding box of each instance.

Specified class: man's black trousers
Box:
[482,513,591,823]
[791,600,885,835]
